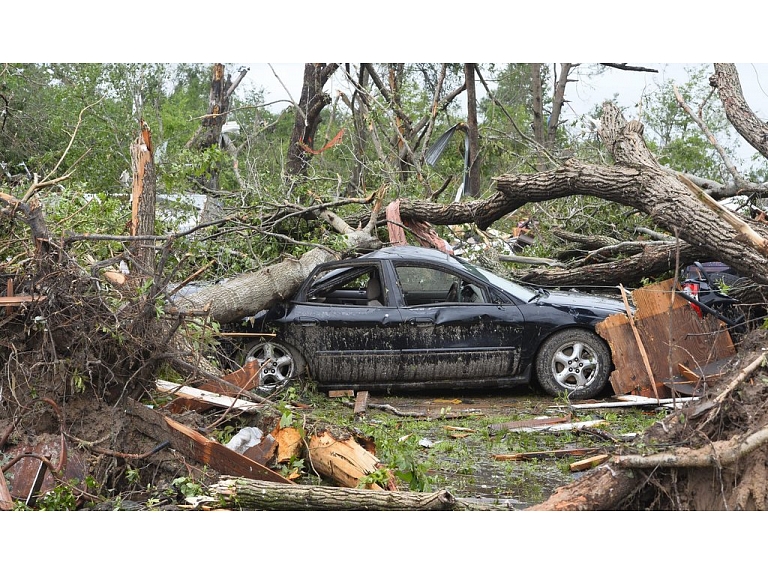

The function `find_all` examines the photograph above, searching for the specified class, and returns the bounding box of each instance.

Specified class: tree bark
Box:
[201,476,463,510]
[285,63,339,179]
[515,241,707,287]
[186,63,248,153]
[130,120,156,273]
[464,63,481,198]
[524,465,641,511]
[710,63,768,160]
[395,102,768,285]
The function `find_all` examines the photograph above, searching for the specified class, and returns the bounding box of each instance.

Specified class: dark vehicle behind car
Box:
[231,246,628,399]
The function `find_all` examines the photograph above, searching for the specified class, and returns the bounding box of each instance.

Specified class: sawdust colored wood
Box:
[308,430,384,489]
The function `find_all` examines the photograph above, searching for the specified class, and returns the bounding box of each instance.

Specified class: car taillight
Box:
[682,281,703,318]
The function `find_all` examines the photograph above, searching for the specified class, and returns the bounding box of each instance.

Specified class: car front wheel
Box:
[242,339,306,394]
[535,329,611,400]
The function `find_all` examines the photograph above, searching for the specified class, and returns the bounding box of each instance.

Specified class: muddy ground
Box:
[6,324,768,512]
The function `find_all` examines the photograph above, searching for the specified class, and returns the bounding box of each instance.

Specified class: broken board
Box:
[596,279,735,398]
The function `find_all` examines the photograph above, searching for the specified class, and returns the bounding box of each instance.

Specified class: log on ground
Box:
[199,476,462,511]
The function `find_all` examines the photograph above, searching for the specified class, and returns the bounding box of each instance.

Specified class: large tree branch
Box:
[710,63,768,160]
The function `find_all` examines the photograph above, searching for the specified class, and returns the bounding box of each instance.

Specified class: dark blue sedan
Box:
[235,246,627,399]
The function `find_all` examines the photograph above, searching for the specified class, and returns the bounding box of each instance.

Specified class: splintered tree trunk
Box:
[130,120,156,274]
[464,63,481,198]
[203,477,460,510]
[285,63,339,179]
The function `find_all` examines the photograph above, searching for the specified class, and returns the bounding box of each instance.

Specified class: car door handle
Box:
[296,317,319,326]
[408,317,434,326]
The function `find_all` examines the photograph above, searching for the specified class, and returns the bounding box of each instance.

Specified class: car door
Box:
[391,262,525,384]
[279,261,404,385]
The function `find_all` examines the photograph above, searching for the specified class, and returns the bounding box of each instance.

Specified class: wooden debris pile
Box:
[143,360,393,496]
[596,278,736,399]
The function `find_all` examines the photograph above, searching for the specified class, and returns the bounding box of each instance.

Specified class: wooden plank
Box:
[596,313,646,395]
[125,399,292,484]
[488,416,569,434]
[156,380,261,412]
[569,454,611,472]
[568,396,697,409]
[493,448,599,461]
[0,294,47,307]
[620,284,659,400]
[164,360,262,413]
[328,390,354,398]
[498,420,607,433]
[354,391,369,415]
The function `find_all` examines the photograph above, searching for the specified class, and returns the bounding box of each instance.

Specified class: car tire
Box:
[535,329,611,400]
[241,338,307,394]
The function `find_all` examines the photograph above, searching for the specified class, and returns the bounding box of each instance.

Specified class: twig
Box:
[673,85,746,186]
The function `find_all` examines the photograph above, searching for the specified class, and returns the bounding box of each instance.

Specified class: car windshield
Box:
[470,266,537,301]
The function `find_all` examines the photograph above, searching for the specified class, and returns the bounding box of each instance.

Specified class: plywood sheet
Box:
[596,279,735,397]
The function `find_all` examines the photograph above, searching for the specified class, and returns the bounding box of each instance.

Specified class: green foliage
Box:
[279,456,306,479]
[639,65,738,180]
[125,467,141,485]
[172,476,203,498]
[35,481,79,510]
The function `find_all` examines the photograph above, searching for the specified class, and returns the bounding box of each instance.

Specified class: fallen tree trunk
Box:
[199,476,465,510]
[524,464,641,511]
[528,349,768,510]
[515,241,707,287]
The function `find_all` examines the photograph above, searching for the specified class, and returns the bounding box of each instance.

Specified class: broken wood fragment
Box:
[495,420,608,434]
[273,426,303,465]
[493,448,600,461]
[156,380,262,413]
[569,454,611,472]
[596,279,735,398]
[125,399,291,484]
[488,416,569,434]
[163,360,262,413]
[307,430,385,489]
[242,434,277,466]
[328,390,354,398]
[354,390,369,415]
[567,396,698,409]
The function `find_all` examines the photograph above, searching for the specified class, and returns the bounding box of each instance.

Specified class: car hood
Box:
[534,289,629,318]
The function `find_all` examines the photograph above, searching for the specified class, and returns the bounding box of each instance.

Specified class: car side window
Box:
[395,265,486,305]
[305,265,385,306]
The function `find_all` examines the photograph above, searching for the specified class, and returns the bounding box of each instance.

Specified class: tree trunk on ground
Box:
[202,476,469,510]
[525,465,641,511]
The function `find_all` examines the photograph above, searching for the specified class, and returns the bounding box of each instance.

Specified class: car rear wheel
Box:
[242,339,306,394]
[535,329,611,400]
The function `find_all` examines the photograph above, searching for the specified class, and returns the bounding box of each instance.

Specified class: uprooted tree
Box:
[3,62,768,509]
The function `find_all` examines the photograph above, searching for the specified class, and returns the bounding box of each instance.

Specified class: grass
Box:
[290,386,666,508]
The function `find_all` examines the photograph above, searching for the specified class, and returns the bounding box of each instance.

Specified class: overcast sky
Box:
[245,63,768,121]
